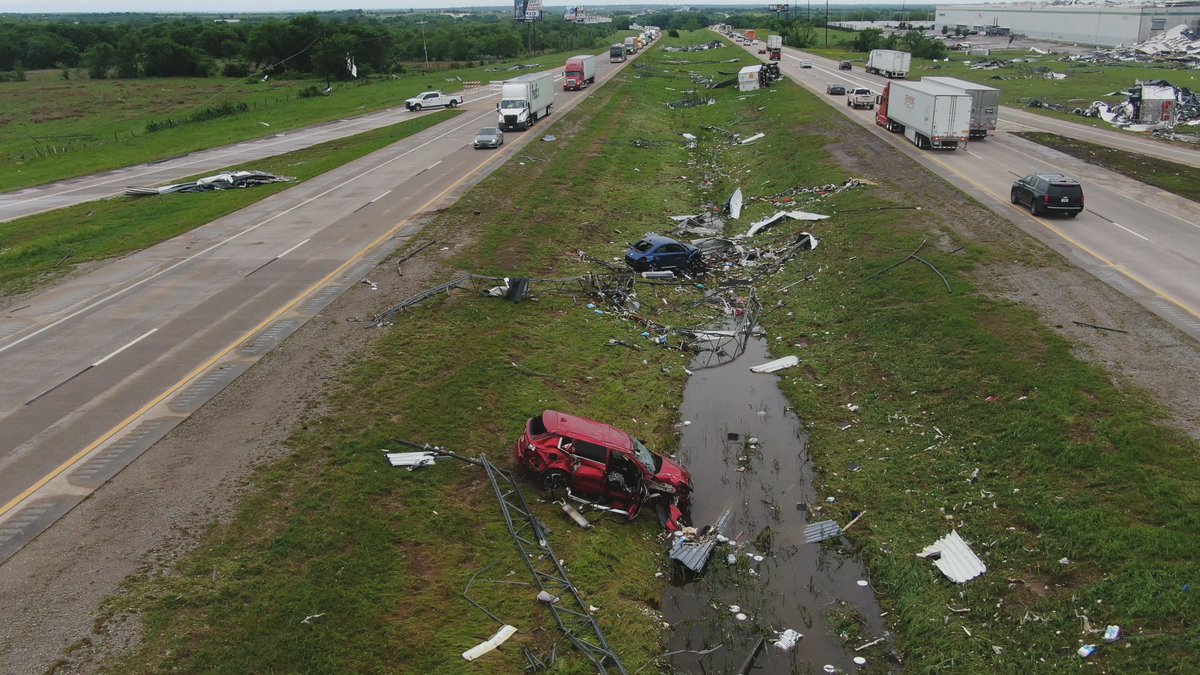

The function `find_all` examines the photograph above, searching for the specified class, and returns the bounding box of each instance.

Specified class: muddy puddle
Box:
[663,332,889,674]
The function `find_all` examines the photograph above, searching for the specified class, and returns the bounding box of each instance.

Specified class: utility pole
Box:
[417,20,429,71]
[825,0,829,47]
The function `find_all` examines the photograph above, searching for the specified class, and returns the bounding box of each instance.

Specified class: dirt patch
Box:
[0,237,464,674]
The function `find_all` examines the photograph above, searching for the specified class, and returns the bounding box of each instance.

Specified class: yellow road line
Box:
[919,151,1200,322]
[0,150,505,520]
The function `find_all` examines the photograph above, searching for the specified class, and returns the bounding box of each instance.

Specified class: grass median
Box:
[99,30,1197,674]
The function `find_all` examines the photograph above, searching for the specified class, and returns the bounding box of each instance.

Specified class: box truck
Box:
[610,44,626,63]
[767,35,783,60]
[497,72,555,131]
[923,76,999,138]
[563,54,596,91]
[746,29,757,41]
[875,80,971,150]
[865,49,911,79]
[624,36,637,54]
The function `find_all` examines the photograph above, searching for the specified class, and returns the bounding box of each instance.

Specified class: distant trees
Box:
[0,12,622,80]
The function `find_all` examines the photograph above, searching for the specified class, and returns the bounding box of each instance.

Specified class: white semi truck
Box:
[497,71,555,131]
[865,49,912,79]
[922,76,1000,138]
[875,80,971,150]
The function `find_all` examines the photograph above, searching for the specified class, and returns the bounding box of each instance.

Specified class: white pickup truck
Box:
[404,91,465,111]
[846,87,876,110]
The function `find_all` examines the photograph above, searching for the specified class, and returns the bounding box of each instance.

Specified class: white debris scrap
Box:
[918,530,987,583]
[749,355,799,373]
[462,624,517,661]
[745,210,829,237]
[773,628,804,650]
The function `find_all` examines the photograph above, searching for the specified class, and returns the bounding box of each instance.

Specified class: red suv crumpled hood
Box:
[652,454,692,491]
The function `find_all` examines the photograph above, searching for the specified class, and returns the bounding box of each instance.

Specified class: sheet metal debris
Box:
[748,355,799,373]
[739,132,765,145]
[746,211,828,237]
[918,530,987,583]
[803,519,842,543]
[382,450,440,469]
[462,624,518,661]
[728,188,743,220]
[670,509,732,573]
[125,170,293,196]
[667,97,716,109]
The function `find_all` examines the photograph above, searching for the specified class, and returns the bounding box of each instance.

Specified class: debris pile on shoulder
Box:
[126,170,293,196]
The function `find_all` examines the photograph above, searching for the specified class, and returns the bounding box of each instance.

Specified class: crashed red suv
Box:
[515,411,693,528]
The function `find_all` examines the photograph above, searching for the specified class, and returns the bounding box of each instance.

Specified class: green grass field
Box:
[0,36,633,193]
[94,30,1198,674]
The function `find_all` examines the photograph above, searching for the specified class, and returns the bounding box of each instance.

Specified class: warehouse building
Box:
[934,2,1200,47]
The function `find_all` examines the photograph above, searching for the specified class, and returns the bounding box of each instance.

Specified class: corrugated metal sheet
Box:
[671,510,732,573]
[918,530,986,583]
[749,355,799,373]
[803,519,842,543]
[384,451,438,468]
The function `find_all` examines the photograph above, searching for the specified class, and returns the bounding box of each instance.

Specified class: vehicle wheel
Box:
[448,100,458,108]
[413,103,422,111]
[1031,201,1044,217]
[1010,189,1020,205]
[868,104,874,110]
[1067,212,1079,218]
[541,469,570,491]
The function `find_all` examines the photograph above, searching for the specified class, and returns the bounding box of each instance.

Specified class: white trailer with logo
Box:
[876,80,971,150]
[497,71,555,131]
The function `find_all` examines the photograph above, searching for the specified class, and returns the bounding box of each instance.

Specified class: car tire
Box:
[448,100,458,108]
[1031,201,1044,217]
[1067,212,1079,218]
[1010,189,1020,205]
[413,103,422,111]
[541,469,570,491]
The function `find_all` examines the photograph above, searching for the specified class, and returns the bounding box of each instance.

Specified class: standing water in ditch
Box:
[663,330,889,674]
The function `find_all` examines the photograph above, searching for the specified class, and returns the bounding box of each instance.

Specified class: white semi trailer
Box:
[497,72,555,131]
[923,76,1000,138]
[865,49,912,79]
[876,80,971,150]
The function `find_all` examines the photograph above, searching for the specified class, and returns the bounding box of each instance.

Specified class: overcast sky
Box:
[3,1,993,15]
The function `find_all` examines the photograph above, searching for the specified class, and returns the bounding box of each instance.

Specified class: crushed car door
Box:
[569,440,609,495]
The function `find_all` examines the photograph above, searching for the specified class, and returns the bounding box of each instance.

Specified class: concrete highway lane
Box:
[746,38,1200,342]
[0,50,637,562]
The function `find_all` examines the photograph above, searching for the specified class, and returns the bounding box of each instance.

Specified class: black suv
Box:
[1011,173,1084,217]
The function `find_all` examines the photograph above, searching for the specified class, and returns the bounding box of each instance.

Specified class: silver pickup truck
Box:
[846,87,876,110]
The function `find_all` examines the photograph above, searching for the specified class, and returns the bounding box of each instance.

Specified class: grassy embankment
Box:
[0,36,633,193]
[1014,132,1200,202]
[0,110,458,298]
[100,31,1197,674]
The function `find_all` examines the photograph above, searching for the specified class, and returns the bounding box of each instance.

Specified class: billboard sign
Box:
[515,0,543,22]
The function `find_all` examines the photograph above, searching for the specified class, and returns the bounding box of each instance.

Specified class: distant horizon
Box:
[0,0,1016,16]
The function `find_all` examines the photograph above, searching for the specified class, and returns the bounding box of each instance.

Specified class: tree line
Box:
[0,12,623,80]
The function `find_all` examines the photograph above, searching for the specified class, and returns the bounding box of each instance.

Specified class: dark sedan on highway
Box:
[473,127,504,149]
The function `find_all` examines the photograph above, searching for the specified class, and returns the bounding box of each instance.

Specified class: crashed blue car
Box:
[624,235,704,273]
